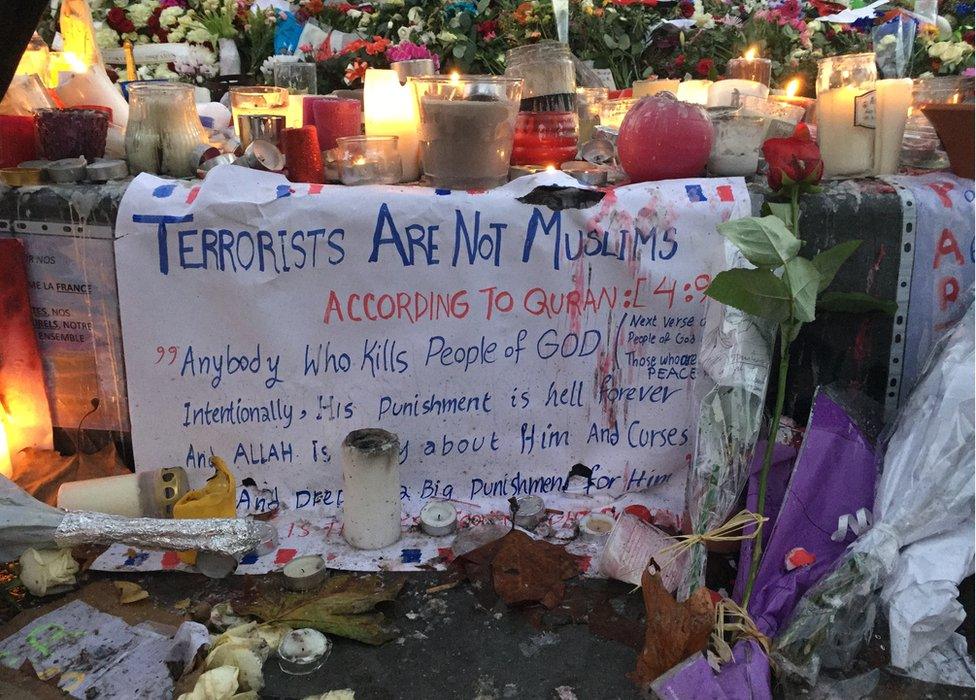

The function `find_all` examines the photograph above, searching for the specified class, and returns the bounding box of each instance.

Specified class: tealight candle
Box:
[278,629,332,675]
[336,135,402,186]
[282,554,328,591]
[726,46,772,86]
[364,69,420,181]
[706,79,769,108]
[578,512,615,542]
[675,80,713,106]
[770,78,815,113]
[419,501,458,536]
[707,111,766,176]
[513,495,546,529]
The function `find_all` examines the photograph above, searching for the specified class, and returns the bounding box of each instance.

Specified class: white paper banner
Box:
[114,167,748,549]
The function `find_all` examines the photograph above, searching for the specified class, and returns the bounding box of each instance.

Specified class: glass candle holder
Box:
[707,111,766,176]
[738,95,807,139]
[675,80,713,106]
[36,108,109,161]
[505,41,575,112]
[633,79,680,98]
[598,97,638,129]
[336,135,402,185]
[413,75,523,190]
[230,86,289,137]
[309,97,361,150]
[274,62,317,128]
[901,76,966,169]
[727,56,772,86]
[576,86,608,145]
[511,111,579,166]
[237,114,286,148]
[816,53,877,177]
[125,83,207,177]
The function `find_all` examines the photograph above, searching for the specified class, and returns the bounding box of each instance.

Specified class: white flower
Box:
[808,19,822,32]
[126,2,156,27]
[437,30,457,45]
[168,26,186,42]
[347,9,362,18]
[407,7,423,22]
[94,25,120,49]
[397,26,411,40]
[692,0,715,29]
[186,25,215,44]
[159,6,184,27]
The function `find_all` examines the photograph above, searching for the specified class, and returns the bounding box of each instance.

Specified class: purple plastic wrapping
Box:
[734,391,877,637]
[651,639,772,700]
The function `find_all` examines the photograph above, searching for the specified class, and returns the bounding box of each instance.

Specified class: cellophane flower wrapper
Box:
[772,303,975,685]
[679,246,774,601]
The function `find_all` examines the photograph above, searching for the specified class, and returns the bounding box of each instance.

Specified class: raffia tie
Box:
[651,510,768,574]
[714,597,771,654]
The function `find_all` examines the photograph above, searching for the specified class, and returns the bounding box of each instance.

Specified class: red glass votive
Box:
[281,126,324,184]
[302,95,331,127]
[35,108,109,160]
[510,111,579,166]
[0,115,38,167]
[310,98,361,151]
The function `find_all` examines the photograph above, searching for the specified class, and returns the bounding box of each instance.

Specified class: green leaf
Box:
[453,43,466,58]
[784,257,821,323]
[764,202,794,228]
[603,33,617,48]
[716,215,800,269]
[617,33,631,50]
[817,292,898,315]
[811,240,861,292]
[706,268,792,323]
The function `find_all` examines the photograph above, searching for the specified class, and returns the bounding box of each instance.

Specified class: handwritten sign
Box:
[115,167,748,529]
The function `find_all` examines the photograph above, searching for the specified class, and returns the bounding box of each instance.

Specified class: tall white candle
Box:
[816,86,875,177]
[633,79,680,98]
[676,80,713,106]
[364,69,420,182]
[873,78,912,176]
[706,79,769,108]
[341,429,402,550]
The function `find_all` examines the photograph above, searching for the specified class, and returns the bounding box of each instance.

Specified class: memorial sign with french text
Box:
[115,167,747,542]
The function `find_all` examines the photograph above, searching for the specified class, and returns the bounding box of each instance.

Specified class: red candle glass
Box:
[281,126,324,184]
[35,108,109,161]
[310,98,361,151]
[510,111,578,166]
[0,115,37,167]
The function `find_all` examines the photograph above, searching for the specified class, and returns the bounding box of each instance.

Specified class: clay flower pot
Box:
[921,103,975,179]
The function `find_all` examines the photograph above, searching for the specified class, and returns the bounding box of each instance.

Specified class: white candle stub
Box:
[282,554,328,591]
[278,628,332,675]
[419,500,458,536]
[513,495,546,529]
[578,513,616,543]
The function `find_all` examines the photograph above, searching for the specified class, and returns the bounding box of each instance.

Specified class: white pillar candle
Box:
[341,429,402,550]
[57,468,188,518]
[675,80,713,106]
[364,69,420,182]
[55,67,129,128]
[873,78,913,176]
[816,85,875,177]
[706,79,769,108]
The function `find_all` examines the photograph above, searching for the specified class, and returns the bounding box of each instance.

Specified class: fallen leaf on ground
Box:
[232,575,404,645]
[630,570,715,686]
[114,580,149,604]
[455,530,578,609]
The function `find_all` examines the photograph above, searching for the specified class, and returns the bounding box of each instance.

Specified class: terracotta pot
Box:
[921,103,975,179]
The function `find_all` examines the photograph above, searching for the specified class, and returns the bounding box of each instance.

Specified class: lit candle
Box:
[364,69,420,182]
[633,79,680,98]
[341,429,402,550]
[873,78,913,175]
[706,79,769,108]
[0,420,11,478]
[770,78,815,112]
[726,46,772,86]
[675,80,713,106]
[817,85,875,177]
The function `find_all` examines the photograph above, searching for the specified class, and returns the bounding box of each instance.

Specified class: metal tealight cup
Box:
[238,114,286,148]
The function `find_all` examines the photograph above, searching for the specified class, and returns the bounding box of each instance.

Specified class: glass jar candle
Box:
[598,97,638,129]
[901,76,966,169]
[281,126,324,184]
[707,111,766,176]
[576,86,608,145]
[336,135,402,185]
[727,51,772,86]
[36,108,109,161]
[230,86,289,137]
[0,115,37,167]
[816,53,877,177]
[274,62,317,128]
[125,83,207,177]
[511,111,579,166]
[675,80,713,106]
[413,75,523,190]
[309,97,361,151]
[505,41,576,112]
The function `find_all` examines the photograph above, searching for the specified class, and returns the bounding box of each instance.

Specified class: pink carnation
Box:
[385,41,440,71]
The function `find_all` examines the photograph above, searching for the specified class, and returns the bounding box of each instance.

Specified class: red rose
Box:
[965,29,975,45]
[696,58,713,77]
[674,54,686,69]
[106,7,135,33]
[679,1,694,17]
[762,123,824,191]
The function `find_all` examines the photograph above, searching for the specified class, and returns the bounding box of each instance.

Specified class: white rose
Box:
[127,2,155,27]
[879,33,897,46]
[398,25,411,40]
[407,6,423,22]
[160,6,183,26]
[437,30,456,44]
[95,25,120,48]
[347,9,362,18]
[187,26,215,44]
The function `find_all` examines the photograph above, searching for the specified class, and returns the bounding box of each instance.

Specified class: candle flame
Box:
[61,51,88,73]
[744,46,758,61]
[353,156,367,166]
[0,415,9,478]
[449,71,460,85]
[545,164,556,172]
[785,78,800,97]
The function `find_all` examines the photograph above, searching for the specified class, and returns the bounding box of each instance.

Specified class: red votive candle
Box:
[302,95,331,127]
[0,115,38,167]
[311,98,361,151]
[510,111,578,166]
[281,126,324,184]
[35,108,109,161]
